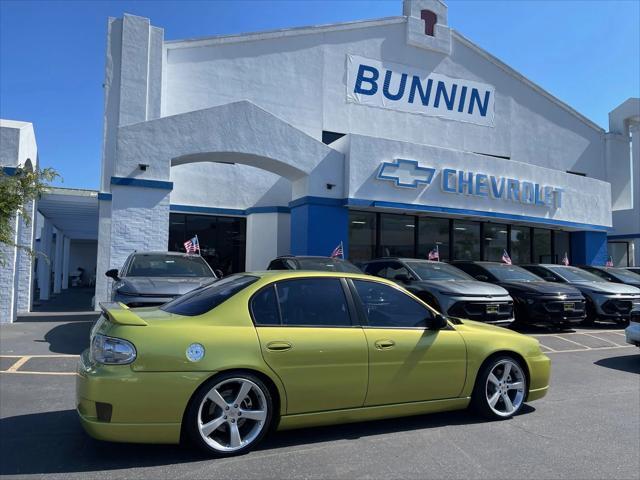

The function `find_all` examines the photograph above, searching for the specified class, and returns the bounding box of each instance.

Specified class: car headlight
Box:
[90,334,137,365]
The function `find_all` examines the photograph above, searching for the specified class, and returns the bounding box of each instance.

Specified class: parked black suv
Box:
[267,256,363,273]
[360,258,514,325]
[452,261,586,327]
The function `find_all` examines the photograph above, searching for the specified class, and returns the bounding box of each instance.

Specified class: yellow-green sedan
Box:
[77,271,550,456]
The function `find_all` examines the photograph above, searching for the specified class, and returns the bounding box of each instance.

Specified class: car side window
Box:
[365,262,387,277]
[384,262,411,281]
[267,259,286,270]
[274,278,352,327]
[251,285,280,325]
[529,266,561,281]
[352,280,433,328]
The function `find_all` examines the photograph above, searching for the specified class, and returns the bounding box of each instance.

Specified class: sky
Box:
[1,0,639,190]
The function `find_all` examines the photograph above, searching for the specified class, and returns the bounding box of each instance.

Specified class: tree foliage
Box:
[0,166,59,254]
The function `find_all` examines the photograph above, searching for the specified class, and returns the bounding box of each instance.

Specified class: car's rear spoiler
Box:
[99,302,148,326]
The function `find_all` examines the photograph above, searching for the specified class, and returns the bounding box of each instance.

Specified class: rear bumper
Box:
[76,350,210,444]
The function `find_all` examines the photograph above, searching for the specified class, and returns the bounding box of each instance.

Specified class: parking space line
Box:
[530,329,624,337]
[550,335,591,349]
[5,356,31,372]
[579,332,625,347]
[546,345,632,354]
[537,343,557,352]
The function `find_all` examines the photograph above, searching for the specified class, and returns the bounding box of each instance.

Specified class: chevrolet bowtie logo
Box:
[377,159,436,188]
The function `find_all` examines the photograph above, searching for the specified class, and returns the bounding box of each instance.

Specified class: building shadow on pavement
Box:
[594,353,640,374]
[0,406,534,476]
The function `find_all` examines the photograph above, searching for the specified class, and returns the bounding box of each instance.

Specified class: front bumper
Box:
[625,321,640,347]
[591,294,640,320]
[440,296,514,325]
[76,350,210,444]
[526,353,551,402]
[518,297,586,325]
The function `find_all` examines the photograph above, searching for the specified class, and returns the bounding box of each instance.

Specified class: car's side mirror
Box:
[105,269,120,281]
[475,275,489,282]
[395,274,412,284]
[214,269,224,278]
[429,313,448,330]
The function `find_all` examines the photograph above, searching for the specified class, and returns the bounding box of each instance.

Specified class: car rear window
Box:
[160,275,258,316]
[296,258,362,273]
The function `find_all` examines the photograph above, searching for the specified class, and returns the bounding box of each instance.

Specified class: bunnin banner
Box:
[346,54,495,127]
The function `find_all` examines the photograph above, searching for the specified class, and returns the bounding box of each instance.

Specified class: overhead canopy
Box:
[38,187,99,240]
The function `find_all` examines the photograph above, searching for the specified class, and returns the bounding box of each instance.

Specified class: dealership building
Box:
[1,0,639,321]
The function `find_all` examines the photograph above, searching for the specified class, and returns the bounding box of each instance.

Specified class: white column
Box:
[53,229,64,294]
[62,237,71,289]
[246,212,291,270]
[38,218,53,301]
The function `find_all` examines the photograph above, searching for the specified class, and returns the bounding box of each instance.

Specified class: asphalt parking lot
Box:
[1,317,638,480]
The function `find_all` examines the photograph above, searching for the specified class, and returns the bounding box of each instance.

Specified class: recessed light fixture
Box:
[405,224,415,228]
[455,227,467,231]
[351,221,366,225]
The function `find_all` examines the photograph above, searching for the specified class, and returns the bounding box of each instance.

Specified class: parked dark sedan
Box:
[106,251,218,307]
[267,255,363,273]
[360,258,514,325]
[452,261,586,327]
[522,264,640,324]
[578,265,640,289]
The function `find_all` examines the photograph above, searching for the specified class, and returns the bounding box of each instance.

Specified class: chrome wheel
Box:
[197,377,268,453]
[485,360,525,417]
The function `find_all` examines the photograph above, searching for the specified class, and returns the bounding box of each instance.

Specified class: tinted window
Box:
[525,266,561,281]
[126,254,214,277]
[608,268,640,283]
[405,261,473,281]
[267,259,287,270]
[277,278,352,327]
[251,285,280,325]
[454,263,491,280]
[482,264,542,282]
[353,280,432,328]
[161,275,257,316]
[383,262,412,280]
[295,258,362,273]
[547,266,606,283]
[364,262,388,277]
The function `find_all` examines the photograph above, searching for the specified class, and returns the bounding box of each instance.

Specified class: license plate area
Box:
[564,302,575,311]
[486,304,499,314]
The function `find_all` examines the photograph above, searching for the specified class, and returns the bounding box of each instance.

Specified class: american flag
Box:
[561,252,570,266]
[605,256,614,267]
[501,249,512,265]
[428,245,439,261]
[331,241,344,259]
[184,235,200,254]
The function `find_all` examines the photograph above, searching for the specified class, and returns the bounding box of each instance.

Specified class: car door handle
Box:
[266,341,292,352]
[374,339,396,350]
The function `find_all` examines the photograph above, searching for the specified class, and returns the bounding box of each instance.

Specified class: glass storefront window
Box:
[379,213,415,257]
[553,231,571,264]
[348,211,377,262]
[168,213,246,275]
[533,228,552,263]
[453,220,480,260]
[417,217,450,261]
[510,226,531,264]
[483,223,508,262]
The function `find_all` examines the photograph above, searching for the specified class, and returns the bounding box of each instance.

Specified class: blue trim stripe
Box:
[608,233,640,240]
[97,192,112,201]
[170,204,291,216]
[289,196,346,208]
[1,166,18,176]
[346,198,611,232]
[111,176,174,190]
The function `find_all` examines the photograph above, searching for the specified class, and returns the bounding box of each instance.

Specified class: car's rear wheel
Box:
[472,356,527,419]
[185,373,273,457]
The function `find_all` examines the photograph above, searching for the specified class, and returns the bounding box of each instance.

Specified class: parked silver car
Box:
[106,251,218,307]
[521,264,640,324]
[360,258,514,325]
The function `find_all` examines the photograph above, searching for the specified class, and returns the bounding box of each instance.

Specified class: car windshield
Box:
[126,254,214,277]
[547,266,606,283]
[606,268,640,283]
[296,258,362,273]
[482,264,543,282]
[405,261,473,281]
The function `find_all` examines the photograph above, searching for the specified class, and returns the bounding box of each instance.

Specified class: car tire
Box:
[471,355,528,420]
[184,372,274,457]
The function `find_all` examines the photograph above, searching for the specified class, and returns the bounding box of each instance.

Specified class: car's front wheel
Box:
[185,373,273,457]
[472,356,527,420]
